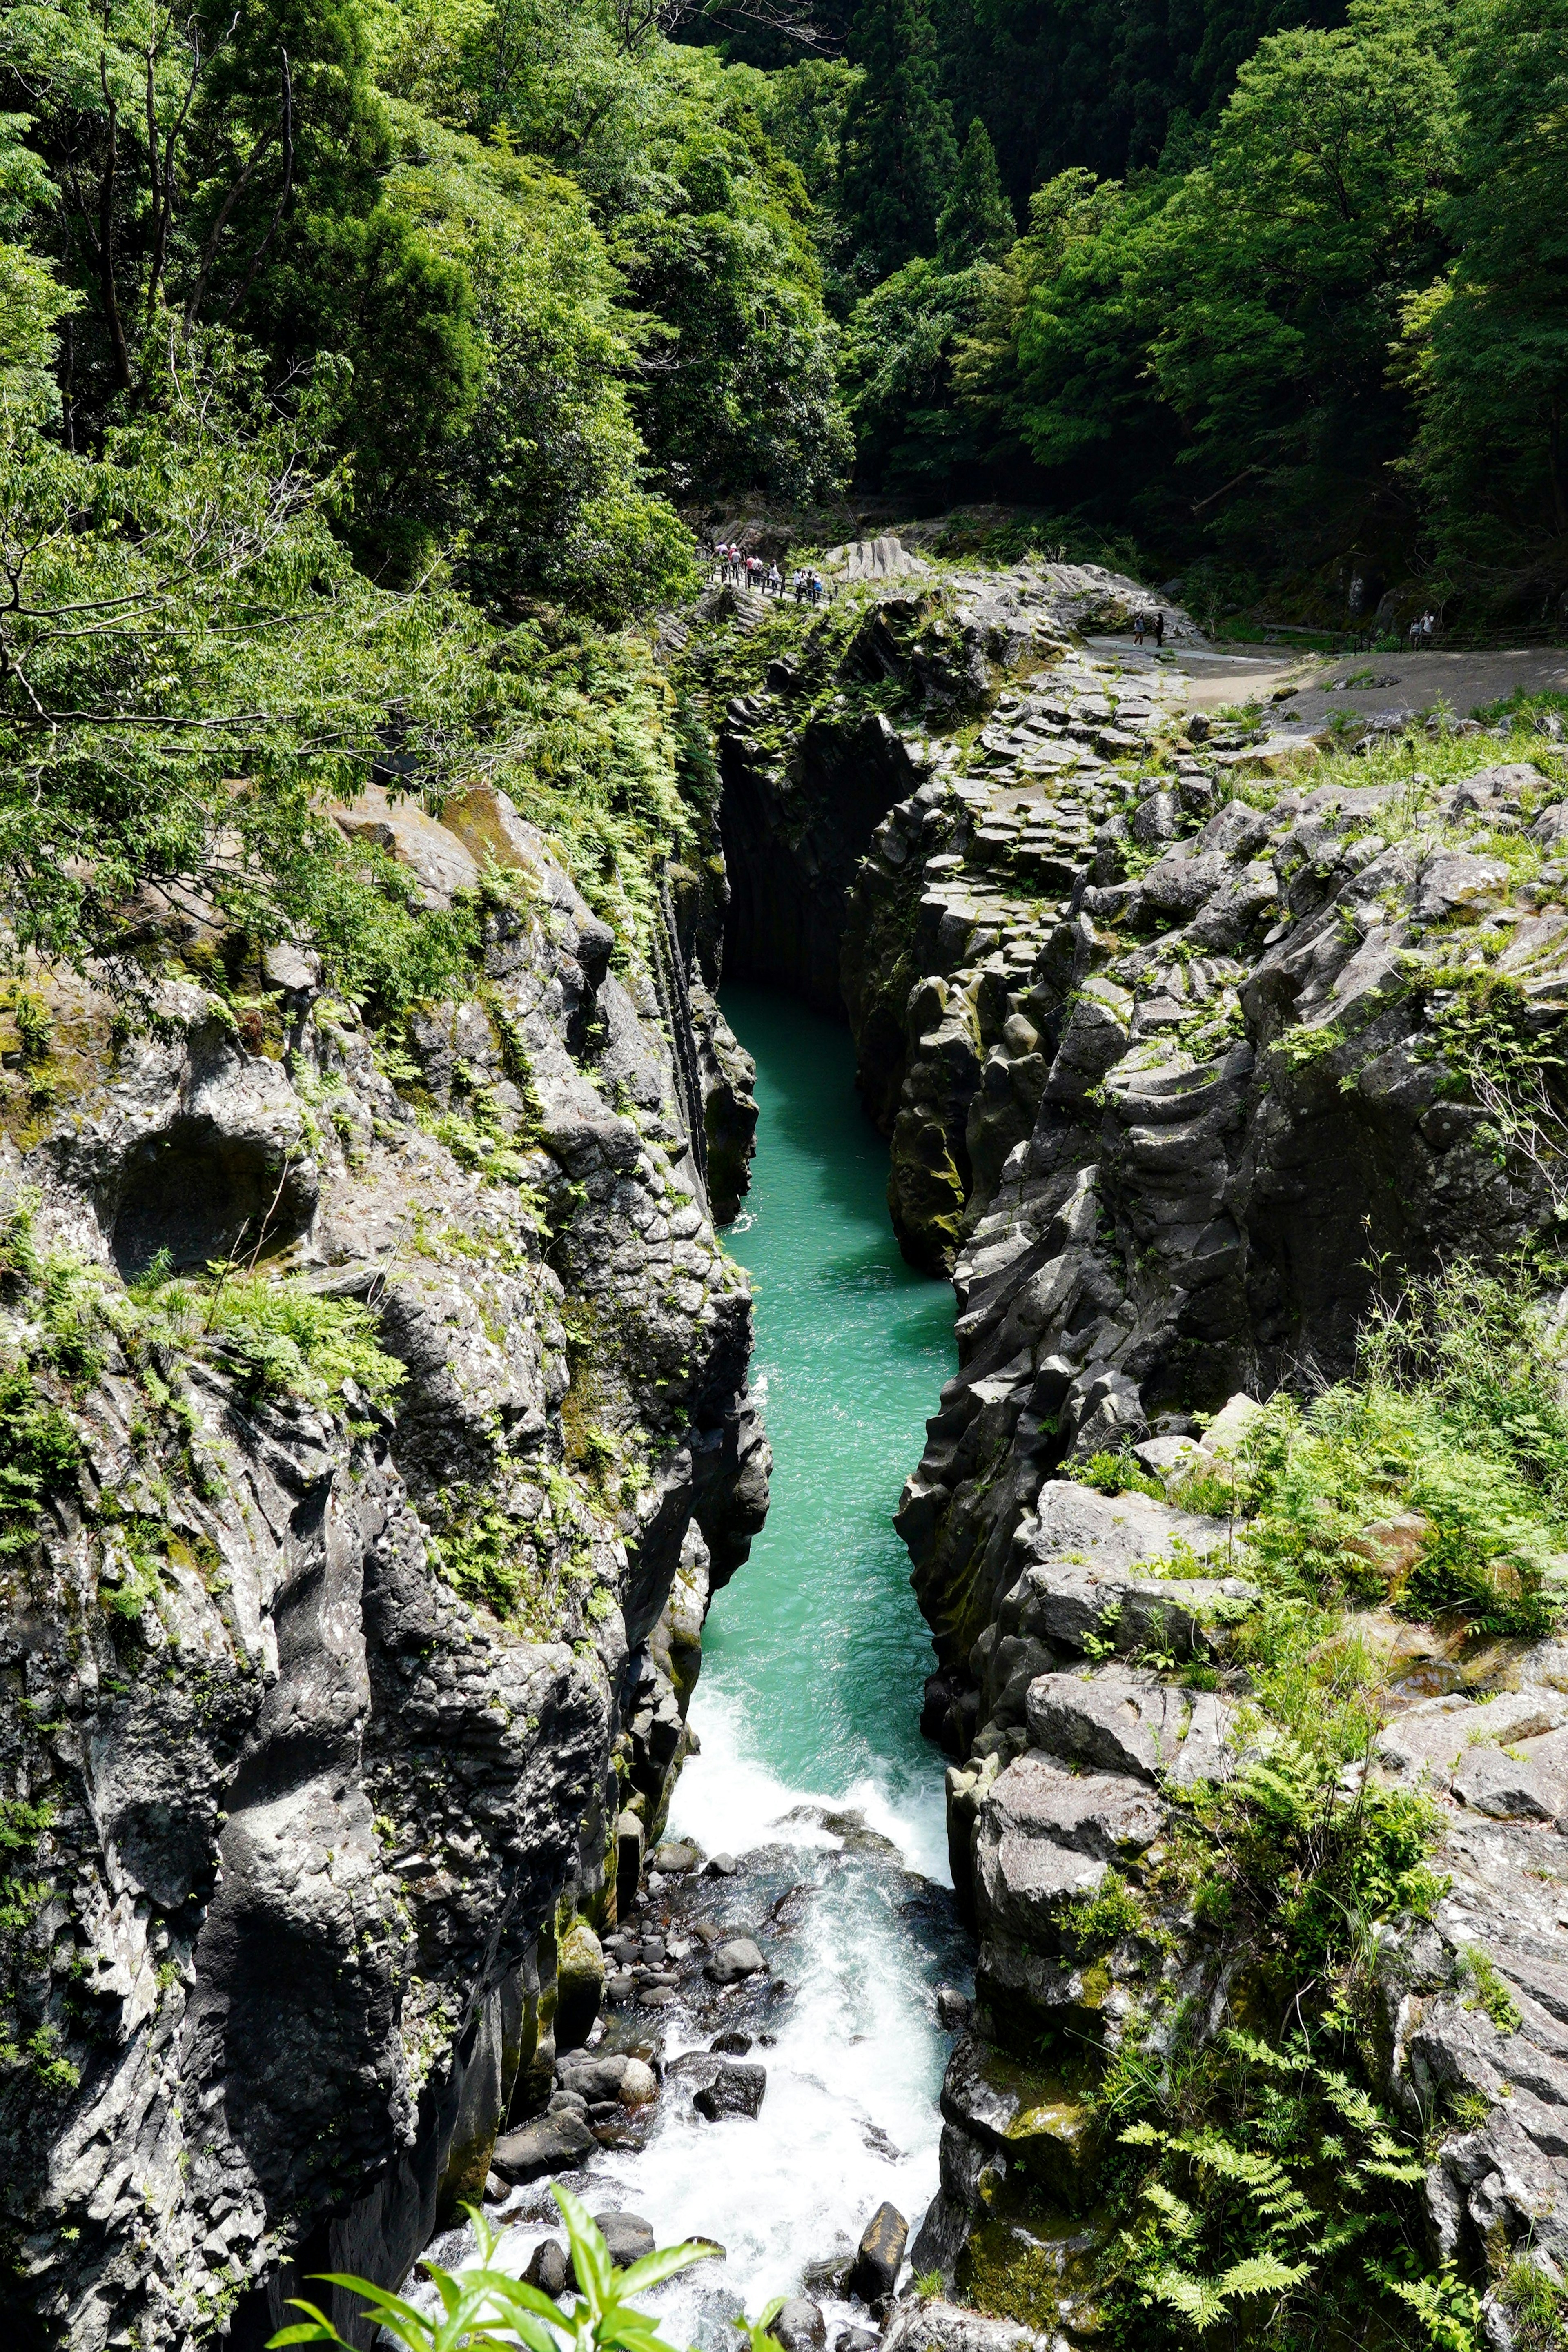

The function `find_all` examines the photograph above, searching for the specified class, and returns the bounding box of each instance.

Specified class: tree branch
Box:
[95,55,134,390]
[220,50,294,323]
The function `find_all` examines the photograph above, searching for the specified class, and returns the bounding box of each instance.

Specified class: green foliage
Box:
[1401,0,1568,586]
[0,1366,82,1556]
[1073,1449,1166,1500]
[1105,2026,1429,2348]
[201,1272,407,1414]
[1454,1943,1524,2035]
[268,2182,718,2349]
[1215,1259,1568,1640]
[840,0,957,281]
[1064,1873,1150,1956]
[938,118,1013,267]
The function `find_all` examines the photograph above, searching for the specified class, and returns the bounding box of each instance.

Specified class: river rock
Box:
[491,2112,596,2183]
[586,2212,656,2275]
[882,2298,1052,2352]
[706,1852,741,1876]
[838,2332,880,2352]
[655,1840,700,1873]
[935,1989,971,2031]
[617,1810,646,1915]
[694,2060,768,2120]
[848,2201,908,2301]
[706,1936,766,1984]
[557,2051,657,2107]
[557,1916,606,2051]
[712,2029,754,2053]
[526,2238,569,2296]
[771,2296,828,2352]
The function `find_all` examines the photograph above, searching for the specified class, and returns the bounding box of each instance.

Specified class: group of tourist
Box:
[713,544,827,604]
[1131,610,1167,647]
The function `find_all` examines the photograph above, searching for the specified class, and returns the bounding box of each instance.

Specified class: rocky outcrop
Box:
[0,787,766,2349]
[821,604,1568,2336]
[706,565,1197,1015]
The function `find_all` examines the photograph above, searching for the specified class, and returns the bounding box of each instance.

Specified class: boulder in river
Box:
[848,2202,908,2302]
[491,2112,595,2182]
[557,1916,606,2050]
[616,1809,645,1914]
[706,1852,740,1876]
[771,2296,827,2352]
[706,1936,766,1984]
[580,2212,655,2279]
[694,2060,768,2120]
[935,1989,971,2031]
[711,2029,753,2054]
[557,2051,658,2108]
[526,2239,569,2296]
[655,1840,700,1873]
[838,2332,880,2352]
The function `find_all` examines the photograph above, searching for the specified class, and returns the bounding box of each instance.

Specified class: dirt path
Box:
[1085,635,1568,725]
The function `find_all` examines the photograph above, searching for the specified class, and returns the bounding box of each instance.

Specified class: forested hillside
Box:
[2,0,1566,769]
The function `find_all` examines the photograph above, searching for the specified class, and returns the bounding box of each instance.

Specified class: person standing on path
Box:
[1133,612,1145,647]
[1154,610,1165,647]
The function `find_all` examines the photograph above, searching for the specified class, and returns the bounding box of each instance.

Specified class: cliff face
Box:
[0,785,766,2350]
[697,553,1568,2346]
[831,633,1568,2337]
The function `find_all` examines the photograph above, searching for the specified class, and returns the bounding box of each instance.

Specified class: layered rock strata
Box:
[0,786,766,2349]
[824,625,1568,2333]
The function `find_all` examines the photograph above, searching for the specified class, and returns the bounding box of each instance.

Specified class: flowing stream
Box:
[480,986,967,2343]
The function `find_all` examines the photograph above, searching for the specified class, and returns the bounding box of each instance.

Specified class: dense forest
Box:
[1,0,1566,974]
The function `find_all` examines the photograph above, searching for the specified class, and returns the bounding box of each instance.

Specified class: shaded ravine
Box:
[476,987,967,2344]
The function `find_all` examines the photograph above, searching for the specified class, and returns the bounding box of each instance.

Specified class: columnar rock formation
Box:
[699,550,1568,2343]
[0,786,765,2348]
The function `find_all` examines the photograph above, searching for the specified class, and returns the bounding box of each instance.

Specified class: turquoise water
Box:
[482,987,966,2333]
[695,984,956,1860]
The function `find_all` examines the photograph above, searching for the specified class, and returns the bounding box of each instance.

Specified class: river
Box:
[477,986,966,2343]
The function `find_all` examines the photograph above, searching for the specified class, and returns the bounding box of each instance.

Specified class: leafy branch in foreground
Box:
[268,2183,719,2352]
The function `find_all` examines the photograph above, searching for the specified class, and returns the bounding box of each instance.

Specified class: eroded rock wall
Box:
[0,788,766,2349]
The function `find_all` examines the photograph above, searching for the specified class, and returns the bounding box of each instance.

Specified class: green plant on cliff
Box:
[1109,2027,1428,2343]
[270,2182,718,2349]
[0,1365,82,1556]
[199,1274,407,1416]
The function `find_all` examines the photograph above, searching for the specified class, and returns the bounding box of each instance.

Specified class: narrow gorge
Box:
[7,546,1568,2352]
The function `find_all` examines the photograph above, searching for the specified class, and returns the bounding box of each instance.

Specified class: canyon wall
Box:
[0,786,766,2350]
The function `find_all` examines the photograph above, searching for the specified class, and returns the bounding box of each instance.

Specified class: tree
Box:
[385,126,694,617]
[1144,2,1454,559]
[1400,0,1568,599]
[937,115,1012,263]
[838,0,956,278]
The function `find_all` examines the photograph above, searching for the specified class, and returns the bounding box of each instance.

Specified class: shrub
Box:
[269,2182,718,2350]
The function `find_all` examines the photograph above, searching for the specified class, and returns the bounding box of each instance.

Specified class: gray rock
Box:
[848,2201,909,2301]
[711,2029,754,2054]
[589,2212,656,2274]
[882,2296,1053,2352]
[772,2296,829,2352]
[527,2238,569,2296]
[694,2061,768,2120]
[654,1840,700,1874]
[1451,1744,1568,1822]
[706,1936,766,1984]
[491,2112,597,2183]
[935,1988,972,2031]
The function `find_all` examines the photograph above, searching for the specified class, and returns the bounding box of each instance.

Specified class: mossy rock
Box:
[959,2174,1110,2334]
[555,1915,604,2051]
